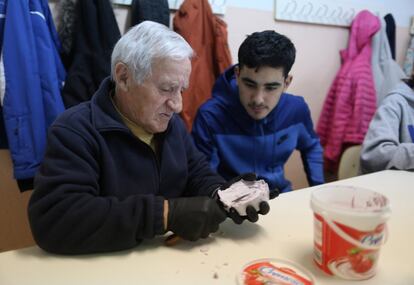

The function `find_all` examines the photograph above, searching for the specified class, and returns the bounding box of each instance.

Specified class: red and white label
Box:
[313,213,385,280]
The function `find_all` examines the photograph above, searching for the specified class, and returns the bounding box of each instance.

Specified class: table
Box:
[0,170,413,284]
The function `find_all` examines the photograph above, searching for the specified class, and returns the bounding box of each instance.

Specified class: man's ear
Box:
[234,65,240,78]
[234,65,241,86]
[114,62,130,92]
[284,74,293,90]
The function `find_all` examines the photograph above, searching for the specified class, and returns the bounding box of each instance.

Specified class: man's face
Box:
[115,57,191,133]
[236,65,292,120]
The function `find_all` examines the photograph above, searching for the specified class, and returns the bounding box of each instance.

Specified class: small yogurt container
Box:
[237,258,315,285]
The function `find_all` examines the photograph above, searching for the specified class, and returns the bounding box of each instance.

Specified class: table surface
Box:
[1,170,413,285]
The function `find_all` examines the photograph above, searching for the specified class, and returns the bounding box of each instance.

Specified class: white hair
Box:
[111,21,194,83]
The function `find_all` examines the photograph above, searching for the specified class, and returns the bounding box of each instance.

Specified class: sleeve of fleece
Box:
[298,102,325,186]
[28,125,164,255]
[360,97,414,173]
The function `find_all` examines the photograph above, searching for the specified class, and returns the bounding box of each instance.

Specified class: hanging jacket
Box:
[173,0,232,130]
[403,35,414,77]
[360,81,414,173]
[371,18,406,105]
[192,65,324,193]
[1,0,65,189]
[317,10,380,172]
[130,0,170,28]
[384,14,396,60]
[61,0,121,108]
[55,0,77,68]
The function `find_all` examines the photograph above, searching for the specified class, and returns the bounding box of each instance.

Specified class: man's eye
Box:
[161,87,173,93]
[244,83,256,88]
[265,86,278,91]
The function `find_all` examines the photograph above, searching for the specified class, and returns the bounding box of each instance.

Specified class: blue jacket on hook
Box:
[1,0,65,186]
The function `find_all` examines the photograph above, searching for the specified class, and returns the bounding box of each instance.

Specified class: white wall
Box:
[226,0,412,27]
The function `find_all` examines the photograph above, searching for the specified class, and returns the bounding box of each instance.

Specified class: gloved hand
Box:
[217,173,279,224]
[167,196,227,241]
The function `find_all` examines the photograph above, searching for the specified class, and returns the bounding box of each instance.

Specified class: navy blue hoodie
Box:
[192,65,324,193]
[28,78,224,254]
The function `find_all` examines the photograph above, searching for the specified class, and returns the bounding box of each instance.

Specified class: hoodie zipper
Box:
[253,119,266,174]
[253,121,257,174]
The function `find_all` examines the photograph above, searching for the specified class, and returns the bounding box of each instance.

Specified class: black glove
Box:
[167,196,227,241]
[218,173,279,224]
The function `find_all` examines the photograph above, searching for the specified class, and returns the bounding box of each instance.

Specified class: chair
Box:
[338,145,362,180]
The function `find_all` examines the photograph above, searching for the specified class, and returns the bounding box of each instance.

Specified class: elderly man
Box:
[28,21,270,255]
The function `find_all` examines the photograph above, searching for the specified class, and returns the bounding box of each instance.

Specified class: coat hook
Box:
[298,2,313,18]
[282,0,297,16]
[330,6,343,20]
[341,8,354,24]
[315,4,328,19]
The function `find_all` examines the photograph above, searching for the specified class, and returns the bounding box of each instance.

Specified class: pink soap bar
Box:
[218,179,269,216]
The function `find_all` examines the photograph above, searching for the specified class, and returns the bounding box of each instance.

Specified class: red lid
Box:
[237,258,315,285]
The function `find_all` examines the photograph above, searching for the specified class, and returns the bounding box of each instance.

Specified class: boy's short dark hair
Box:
[238,30,296,77]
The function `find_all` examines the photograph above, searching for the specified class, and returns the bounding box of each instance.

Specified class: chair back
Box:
[338,145,362,180]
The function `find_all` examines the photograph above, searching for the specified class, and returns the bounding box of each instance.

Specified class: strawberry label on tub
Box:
[310,185,390,280]
[313,213,385,280]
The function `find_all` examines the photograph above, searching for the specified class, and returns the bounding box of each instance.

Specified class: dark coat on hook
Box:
[61,0,121,108]
[130,0,170,28]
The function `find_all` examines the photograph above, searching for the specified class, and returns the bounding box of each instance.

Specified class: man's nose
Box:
[251,89,265,104]
[167,94,182,113]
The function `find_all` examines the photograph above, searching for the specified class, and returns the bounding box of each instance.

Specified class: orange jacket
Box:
[173,0,232,130]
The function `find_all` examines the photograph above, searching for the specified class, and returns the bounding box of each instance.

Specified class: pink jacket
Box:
[317,10,380,171]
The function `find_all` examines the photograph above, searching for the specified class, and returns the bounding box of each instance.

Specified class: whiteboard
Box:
[274,0,386,27]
